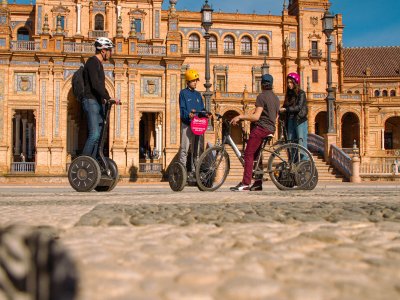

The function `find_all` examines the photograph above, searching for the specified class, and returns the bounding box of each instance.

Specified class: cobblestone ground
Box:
[0,183,400,300]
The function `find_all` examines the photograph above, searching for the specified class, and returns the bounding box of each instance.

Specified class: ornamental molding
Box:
[51,4,70,14]
[129,8,147,16]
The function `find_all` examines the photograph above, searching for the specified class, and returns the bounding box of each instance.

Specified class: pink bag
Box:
[190,116,208,135]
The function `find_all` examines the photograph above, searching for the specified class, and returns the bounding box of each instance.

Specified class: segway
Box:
[168,111,209,191]
[68,99,120,192]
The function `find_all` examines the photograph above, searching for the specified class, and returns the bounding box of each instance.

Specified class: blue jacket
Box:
[179,87,205,125]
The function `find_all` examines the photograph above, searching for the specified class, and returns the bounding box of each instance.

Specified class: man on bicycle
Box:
[230,74,280,191]
[178,69,206,171]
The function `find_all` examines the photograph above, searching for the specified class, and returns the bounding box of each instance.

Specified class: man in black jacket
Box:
[81,37,115,158]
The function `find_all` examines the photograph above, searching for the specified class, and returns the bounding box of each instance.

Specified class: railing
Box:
[312,93,327,99]
[64,42,95,53]
[210,48,218,54]
[258,51,269,56]
[384,149,400,156]
[360,162,398,175]
[11,162,35,173]
[137,44,166,56]
[330,145,352,179]
[308,133,325,155]
[308,49,322,58]
[224,49,235,55]
[139,163,162,173]
[188,48,200,54]
[241,50,252,56]
[10,41,40,51]
[89,30,108,38]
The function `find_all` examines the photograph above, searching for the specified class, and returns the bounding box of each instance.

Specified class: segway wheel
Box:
[68,156,101,192]
[168,161,187,192]
[95,158,119,192]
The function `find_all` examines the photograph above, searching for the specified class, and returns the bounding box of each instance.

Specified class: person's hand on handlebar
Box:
[189,109,195,119]
[230,115,242,126]
[108,98,122,105]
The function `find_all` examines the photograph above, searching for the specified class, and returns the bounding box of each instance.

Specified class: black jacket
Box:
[83,56,110,103]
[283,90,308,124]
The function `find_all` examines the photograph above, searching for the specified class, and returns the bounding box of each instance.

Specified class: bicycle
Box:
[194,113,317,191]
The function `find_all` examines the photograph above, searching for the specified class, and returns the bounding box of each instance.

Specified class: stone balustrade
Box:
[10,162,35,173]
[10,41,40,52]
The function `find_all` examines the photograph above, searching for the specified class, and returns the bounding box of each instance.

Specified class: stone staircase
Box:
[225,147,347,183]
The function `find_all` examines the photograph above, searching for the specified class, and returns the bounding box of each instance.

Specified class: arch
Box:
[354,90,360,94]
[223,34,235,55]
[314,111,327,136]
[258,36,269,56]
[240,35,252,55]
[384,116,400,149]
[94,13,105,31]
[347,90,353,94]
[341,112,360,148]
[374,90,380,97]
[17,27,30,41]
[222,110,242,145]
[188,33,200,54]
[382,90,388,97]
[390,90,396,97]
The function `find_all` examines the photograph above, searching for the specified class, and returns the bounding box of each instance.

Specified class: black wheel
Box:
[168,161,187,192]
[68,156,101,192]
[95,158,119,192]
[267,143,314,190]
[295,160,318,190]
[196,146,230,192]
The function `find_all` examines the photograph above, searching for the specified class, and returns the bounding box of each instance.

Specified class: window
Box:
[59,16,65,30]
[354,90,360,94]
[382,90,388,97]
[216,75,226,92]
[17,28,30,41]
[134,19,142,33]
[310,41,319,57]
[312,70,318,83]
[188,34,200,54]
[255,76,262,93]
[347,90,353,94]
[224,35,234,55]
[210,35,217,54]
[241,36,251,55]
[374,90,380,97]
[390,90,396,96]
[95,14,104,31]
[258,37,269,55]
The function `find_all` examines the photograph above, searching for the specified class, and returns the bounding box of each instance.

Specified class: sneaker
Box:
[230,182,250,192]
[250,180,263,191]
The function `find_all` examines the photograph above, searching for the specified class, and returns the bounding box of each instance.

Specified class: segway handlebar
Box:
[190,109,211,118]
[107,99,122,105]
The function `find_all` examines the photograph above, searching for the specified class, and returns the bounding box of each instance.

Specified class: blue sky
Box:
[15,0,400,47]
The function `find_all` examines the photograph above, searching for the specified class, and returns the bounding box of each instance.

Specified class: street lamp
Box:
[322,9,335,133]
[201,0,213,119]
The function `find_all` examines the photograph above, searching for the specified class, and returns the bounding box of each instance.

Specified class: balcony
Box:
[224,49,235,55]
[10,41,40,52]
[11,162,35,173]
[258,50,269,56]
[64,42,95,53]
[210,48,218,55]
[137,44,166,56]
[309,49,322,59]
[188,48,200,54]
[241,50,252,56]
[89,30,108,38]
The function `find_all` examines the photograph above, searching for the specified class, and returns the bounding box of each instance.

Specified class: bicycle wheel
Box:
[168,161,187,192]
[196,146,230,191]
[295,160,318,190]
[267,143,315,190]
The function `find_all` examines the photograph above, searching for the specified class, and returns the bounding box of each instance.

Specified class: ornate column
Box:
[363,106,369,157]
[74,123,79,155]
[14,114,21,156]
[21,118,27,156]
[28,123,33,159]
[76,3,82,34]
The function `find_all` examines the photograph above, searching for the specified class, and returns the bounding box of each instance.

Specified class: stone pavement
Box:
[0,182,400,300]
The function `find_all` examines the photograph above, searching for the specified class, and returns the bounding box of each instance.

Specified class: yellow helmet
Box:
[185,69,200,82]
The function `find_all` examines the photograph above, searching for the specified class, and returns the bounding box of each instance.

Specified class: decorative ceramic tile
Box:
[141,76,161,97]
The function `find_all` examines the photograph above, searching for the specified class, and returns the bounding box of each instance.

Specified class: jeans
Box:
[81,98,104,158]
[287,118,308,161]
[242,125,273,185]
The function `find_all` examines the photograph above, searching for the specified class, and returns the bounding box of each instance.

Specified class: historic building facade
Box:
[0,0,398,179]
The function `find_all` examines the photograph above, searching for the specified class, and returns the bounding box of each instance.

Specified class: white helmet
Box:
[94,37,114,50]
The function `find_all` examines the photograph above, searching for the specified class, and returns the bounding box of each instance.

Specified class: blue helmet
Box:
[261,74,273,85]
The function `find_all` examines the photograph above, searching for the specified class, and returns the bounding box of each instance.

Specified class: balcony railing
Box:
[64,42,95,53]
[11,162,35,173]
[258,50,269,56]
[241,50,252,56]
[10,41,40,52]
[137,44,166,56]
[139,163,162,173]
[309,49,322,58]
[224,49,235,55]
[89,30,108,38]
[188,48,200,54]
[210,48,218,55]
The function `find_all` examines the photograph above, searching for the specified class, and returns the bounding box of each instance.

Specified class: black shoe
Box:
[230,182,250,192]
[250,180,263,191]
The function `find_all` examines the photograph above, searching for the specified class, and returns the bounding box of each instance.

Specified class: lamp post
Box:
[322,9,335,133]
[201,0,213,119]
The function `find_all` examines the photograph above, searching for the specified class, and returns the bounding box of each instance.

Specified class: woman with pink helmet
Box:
[280,72,309,155]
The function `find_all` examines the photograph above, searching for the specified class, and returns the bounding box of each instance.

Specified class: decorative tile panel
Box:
[14,73,36,94]
[170,74,177,144]
[42,39,48,49]
[40,81,46,137]
[37,6,42,34]
[141,76,162,97]
[54,81,60,136]
[155,10,160,38]
[0,70,4,141]
[290,32,297,49]
[129,83,135,137]
[0,38,5,47]
[116,83,121,138]
[170,44,178,53]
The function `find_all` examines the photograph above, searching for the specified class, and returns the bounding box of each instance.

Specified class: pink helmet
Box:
[287,72,300,84]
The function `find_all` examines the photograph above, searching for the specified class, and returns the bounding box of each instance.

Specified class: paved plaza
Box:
[1,182,400,300]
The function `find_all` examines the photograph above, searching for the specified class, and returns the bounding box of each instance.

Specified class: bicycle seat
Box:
[263,134,274,144]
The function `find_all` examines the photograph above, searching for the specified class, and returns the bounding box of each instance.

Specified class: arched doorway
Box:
[314,111,327,137]
[222,110,242,145]
[17,27,30,41]
[139,112,162,160]
[341,112,360,149]
[384,117,400,149]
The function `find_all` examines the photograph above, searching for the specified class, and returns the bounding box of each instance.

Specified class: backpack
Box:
[72,66,85,102]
